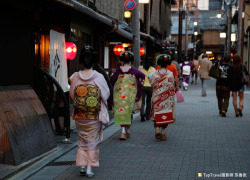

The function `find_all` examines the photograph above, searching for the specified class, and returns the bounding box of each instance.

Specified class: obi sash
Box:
[151,75,175,125]
[113,74,137,125]
[73,84,101,120]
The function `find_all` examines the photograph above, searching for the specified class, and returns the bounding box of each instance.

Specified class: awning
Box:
[140,32,155,43]
[54,0,114,27]
[115,28,134,41]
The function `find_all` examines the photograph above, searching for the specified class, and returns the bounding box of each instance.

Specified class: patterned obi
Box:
[113,74,137,125]
[73,84,101,120]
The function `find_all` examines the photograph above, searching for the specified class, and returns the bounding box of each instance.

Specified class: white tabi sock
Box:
[126,127,130,133]
[122,127,126,134]
[87,165,93,175]
[161,128,166,134]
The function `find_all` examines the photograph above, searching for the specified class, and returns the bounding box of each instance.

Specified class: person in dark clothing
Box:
[228,55,249,117]
[216,55,231,117]
[138,57,156,121]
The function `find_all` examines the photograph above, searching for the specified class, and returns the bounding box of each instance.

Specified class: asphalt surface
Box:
[27,79,250,180]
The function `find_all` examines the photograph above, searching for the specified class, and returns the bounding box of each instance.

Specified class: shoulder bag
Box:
[209,62,221,79]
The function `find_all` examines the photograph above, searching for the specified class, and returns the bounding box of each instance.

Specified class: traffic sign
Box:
[124,0,136,11]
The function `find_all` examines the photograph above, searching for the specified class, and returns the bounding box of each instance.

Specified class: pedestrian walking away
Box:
[156,54,179,120]
[149,54,175,141]
[68,46,110,178]
[198,53,212,96]
[181,56,191,90]
[171,56,182,88]
[138,57,156,122]
[110,51,145,140]
[228,55,249,117]
[216,55,231,117]
[191,55,199,84]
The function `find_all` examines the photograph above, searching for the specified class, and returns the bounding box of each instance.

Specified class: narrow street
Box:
[27,79,250,180]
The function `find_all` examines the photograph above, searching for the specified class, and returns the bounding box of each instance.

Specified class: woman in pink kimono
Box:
[149,54,175,141]
[69,46,110,178]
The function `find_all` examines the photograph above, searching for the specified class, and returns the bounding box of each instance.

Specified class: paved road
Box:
[28,79,250,180]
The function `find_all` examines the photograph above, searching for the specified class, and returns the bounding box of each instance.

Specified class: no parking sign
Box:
[124,0,136,11]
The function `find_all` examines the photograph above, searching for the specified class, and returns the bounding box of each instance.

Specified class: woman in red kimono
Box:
[149,54,175,141]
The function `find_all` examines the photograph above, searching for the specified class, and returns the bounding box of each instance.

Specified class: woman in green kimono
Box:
[110,51,145,140]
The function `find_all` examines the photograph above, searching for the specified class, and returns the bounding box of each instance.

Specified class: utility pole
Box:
[237,0,244,56]
[185,0,189,57]
[178,0,184,62]
[226,0,232,55]
[132,0,140,68]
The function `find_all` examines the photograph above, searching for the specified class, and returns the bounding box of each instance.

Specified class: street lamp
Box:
[206,51,213,54]
[217,13,222,18]
[139,0,149,3]
[194,31,198,36]
[220,32,226,38]
[194,21,198,26]
[124,11,132,18]
[231,33,236,42]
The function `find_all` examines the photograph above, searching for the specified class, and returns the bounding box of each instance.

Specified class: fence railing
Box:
[33,65,71,141]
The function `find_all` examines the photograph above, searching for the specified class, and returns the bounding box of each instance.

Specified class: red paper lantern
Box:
[66,42,77,60]
[113,44,125,56]
[140,47,145,56]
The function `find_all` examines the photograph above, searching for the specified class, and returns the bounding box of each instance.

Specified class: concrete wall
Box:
[160,2,171,37]
[95,0,124,21]
[243,4,250,72]
[151,0,161,32]
[151,0,172,38]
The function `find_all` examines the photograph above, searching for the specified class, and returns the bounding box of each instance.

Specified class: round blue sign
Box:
[124,0,136,11]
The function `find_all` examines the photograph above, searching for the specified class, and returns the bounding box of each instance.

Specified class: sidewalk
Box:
[1,111,116,180]
[6,79,250,179]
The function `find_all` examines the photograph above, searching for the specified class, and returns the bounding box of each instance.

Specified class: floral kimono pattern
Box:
[69,71,110,167]
[113,74,137,125]
[149,70,175,125]
[73,84,101,120]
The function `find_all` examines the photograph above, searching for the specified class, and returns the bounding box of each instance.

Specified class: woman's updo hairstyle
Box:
[157,54,172,68]
[120,51,134,63]
[79,45,98,69]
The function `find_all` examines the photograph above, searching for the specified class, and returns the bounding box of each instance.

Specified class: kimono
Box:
[149,69,175,126]
[181,61,192,88]
[69,70,110,167]
[110,67,145,126]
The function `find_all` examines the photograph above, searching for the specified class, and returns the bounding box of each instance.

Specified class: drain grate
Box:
[47,161,76,166]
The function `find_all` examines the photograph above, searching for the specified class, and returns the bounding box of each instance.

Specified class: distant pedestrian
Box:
[198,53,212,96]
[110,51,145,140]
[69,46,110,178]
[149,54,175,141]
[191,55,199,84]
[171,56,182,88]
[138,57,156,121]
[228,55,249,117]
[181,56,191,90]
[216,55,231,117]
